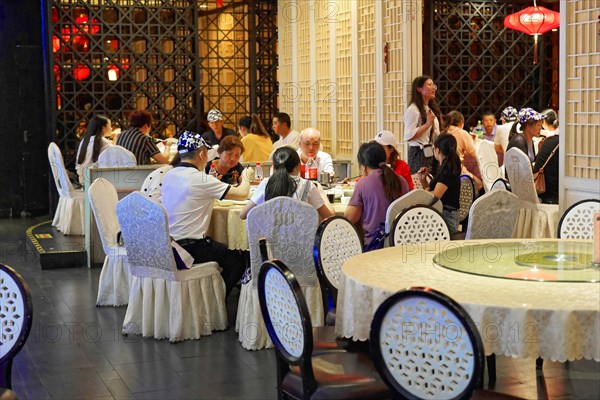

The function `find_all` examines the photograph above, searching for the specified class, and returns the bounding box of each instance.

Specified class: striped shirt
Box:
[116,127,160,165]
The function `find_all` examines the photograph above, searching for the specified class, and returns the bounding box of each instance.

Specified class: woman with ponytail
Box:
[75,115,113,185]
[418,133,462,233]
[345,142,409,246]
[240,146,333,220]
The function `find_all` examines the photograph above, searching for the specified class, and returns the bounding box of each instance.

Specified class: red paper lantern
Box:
[504,5,560,64]
[52,35,60,52]
[73,64,91,80]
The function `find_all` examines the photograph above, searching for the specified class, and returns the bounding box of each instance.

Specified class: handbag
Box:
[364,223,388,252]
[532,144,559,195]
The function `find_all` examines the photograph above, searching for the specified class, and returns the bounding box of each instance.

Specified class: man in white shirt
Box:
[271,112,300,150]
[297,127,335,176]
[161,131,252,297]
[494,106,518,166]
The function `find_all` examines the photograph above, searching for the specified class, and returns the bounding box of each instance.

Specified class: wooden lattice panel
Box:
[294,1,312,133]
[278,1,294,116]
[334,1,353,157]
[315,2,334,152]
[358,0,376,145]
[564,2,600,180]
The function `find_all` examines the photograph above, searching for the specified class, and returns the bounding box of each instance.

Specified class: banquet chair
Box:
[411,173,423,190]
[389,205,450,246]
[116,192,227,342]
[385,189,442,232]
[458,174,476,228]
[0,264,33,393]
[97,145,136,168]
[140,165,172,202]
[88,178,131,306]
[236,196,322,350]
[258,259,390,400]
[370,287,524,400]
[465,189,520,240]
[557,199,600,239]
[48,142,85,235]
[504,147,539,204]
[490,178,511,191]
[313,216,362,325]
[477,139,503,192]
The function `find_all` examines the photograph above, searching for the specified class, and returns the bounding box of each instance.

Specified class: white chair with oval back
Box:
[504,147,538,204]
[558,199,600,239]
[389,205,450,246]
[476,140,502,192]
[385,189,442,233]
[236,196,322,350]
[48,142,85,235]
[88,178,131,306]
[459,174,476,225]
[97,145,137,168]
[465,189,520,240]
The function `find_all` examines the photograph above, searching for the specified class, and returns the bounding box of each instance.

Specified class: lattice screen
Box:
[564,1,599,180]
[294,1,312,135]
[315,1,333,152]
[51,0,198,166]
[357,1,376,145]
[278,0,294,123]
[430,0,557,129]
[334,1,353,157]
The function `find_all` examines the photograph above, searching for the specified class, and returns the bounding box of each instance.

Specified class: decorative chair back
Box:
[98,145,137,168]
[370,287,483,400]
[476,140,502,192]
[140,165,172,202]
[246,196,319,288]
[389,205,450,246]
[313,216,362,308]
[558,199,600,239]
[116,192,177,280]
[385,189,443,232]
[458,174,476,223]
[505,147,539,204]
[0,264,33,388]
[411,174,423,190]
[466,189,520,240]
[257,260,315,393]
[48,142,75,198]
[88,178,121,253]
[490,178,511,191]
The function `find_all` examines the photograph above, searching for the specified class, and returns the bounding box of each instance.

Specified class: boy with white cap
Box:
[161,131,253,297]
[201,109,238,146]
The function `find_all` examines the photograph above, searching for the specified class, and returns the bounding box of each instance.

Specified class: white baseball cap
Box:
[373,130,399,147]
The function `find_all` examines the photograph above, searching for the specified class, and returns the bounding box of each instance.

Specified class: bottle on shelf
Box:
[254,162,263,183]
[305,153,318,181]
[208,163,219,178]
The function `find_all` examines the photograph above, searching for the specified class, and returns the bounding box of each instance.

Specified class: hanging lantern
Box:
[107,65,119,81]
[73,64,91,80]
[52,35,61,52]
[504,3,559,64]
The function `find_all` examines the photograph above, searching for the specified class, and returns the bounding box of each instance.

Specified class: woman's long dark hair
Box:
[77,115,110,164]
[542,109,559,129]
[357,142,403,202]
[434,134,461,178]
[409,75,444,132]
[265,147,300,201]
[249,114,270,138]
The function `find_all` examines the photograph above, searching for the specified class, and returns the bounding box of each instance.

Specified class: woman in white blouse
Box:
[403,75,444,174]
[75,115,112,185]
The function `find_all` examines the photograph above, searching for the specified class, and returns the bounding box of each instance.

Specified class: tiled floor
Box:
[2,216,599,399]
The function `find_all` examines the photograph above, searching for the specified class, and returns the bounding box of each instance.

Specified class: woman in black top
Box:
[418,134,462,233]
[506,108,545,163]
[205,135,245,184]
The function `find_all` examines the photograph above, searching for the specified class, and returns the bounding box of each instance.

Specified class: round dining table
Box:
[335,238,600,363]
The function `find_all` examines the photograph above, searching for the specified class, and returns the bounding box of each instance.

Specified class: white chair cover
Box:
[116,192,227,342]
[48,142,85,235]
[505,147,539,204]
[465,189,520,240]
[490,178,510,191]
[385,189,442,232]
[88,178,131,306]
[558,200,600,239]
[97,145,137,167]
[476,140,502,192]
[236,196,322,350]
[389,205,450,246]
[140,165,172,202]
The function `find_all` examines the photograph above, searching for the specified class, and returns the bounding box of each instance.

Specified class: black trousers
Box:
[178,237,248,297]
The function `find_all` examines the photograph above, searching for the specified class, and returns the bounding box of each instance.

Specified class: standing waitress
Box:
[404,75,444,174]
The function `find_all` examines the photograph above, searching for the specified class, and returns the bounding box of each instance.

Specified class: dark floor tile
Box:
[193,378,277,400]
[96,337,167,365]
[10,382,52,400]
[114,360,190,393]
[38,367,112,399]
[104,378,136,400]
[176,354,263,386]
[30,341,94,371]
[132,387,205,400]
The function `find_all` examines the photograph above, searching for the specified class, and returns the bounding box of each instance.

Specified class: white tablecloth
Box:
[513,201,560,239]
[207,203,248,250]
[336,239,599,362]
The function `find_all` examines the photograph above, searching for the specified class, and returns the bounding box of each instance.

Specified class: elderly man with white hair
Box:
[297,127,335,176]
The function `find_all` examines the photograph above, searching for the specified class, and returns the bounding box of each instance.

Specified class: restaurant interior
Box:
[0,0,599,399]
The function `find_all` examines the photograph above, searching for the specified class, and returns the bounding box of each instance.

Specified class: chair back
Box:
[0,264,33,388]
[411,174,423,190]
[490,178,511,191]
[97,145,137,168]
[140,165,172,202]
[558,199,600,239]
[257,260,316,394]
[505,147,539,204]
[88,178,121,253]
[476,140,502,192]
[458,174,476,223]
[370,287,483,400]
[246,196,319,288]
[313,216,362,309]
[385,189,442,232]
[48,142,76,197]
[466,189,520,240]
[116,191,178,280]
[389,205,450,246]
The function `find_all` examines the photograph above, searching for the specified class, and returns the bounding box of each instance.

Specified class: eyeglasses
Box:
[427,83,438,90]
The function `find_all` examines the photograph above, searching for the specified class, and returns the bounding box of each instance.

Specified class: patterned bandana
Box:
[518,108,546,125]
[207,109,223,122]
[177,131,209,154]
[501,106,518,121]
